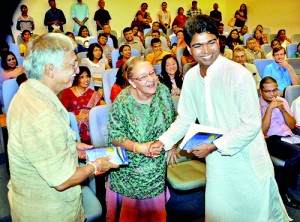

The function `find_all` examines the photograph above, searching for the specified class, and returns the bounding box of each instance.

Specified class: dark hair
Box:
[183,15,219,46]
[276,29,286,39]
[72,66,91,86]
[270,38,280,47]
[177,7,183,14]
[20,4,27,10]
[161,2,167,6]
[151,38,161,46]
[78,25,90,37]
[87,43,103,60]
[21,29,31,38]
[253,29,264,46]
[118,44,131,60]
[141,3,148,7]
[115,64,128,87]
[272,45,285,56]
[1,51,18,70]
[160,54,183,92]
[226,29,242,50]
[239,4,247,15]
[260,76,277,90]
[218,35,227,42]
[192,1,197,4]
[97,32,107,40]
[151,30,160,36]
[123,27,132,35]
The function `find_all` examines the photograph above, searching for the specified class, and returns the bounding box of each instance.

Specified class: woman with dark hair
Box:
[172,7,187,29]
[234,4,247,28]
[80,43,111,89]
[159,54,183,96]
[61,66,103,144]
[116,44,131,68]
[226,29,243,50]
[276,29,291,49]
[253,29,265,47]
[110,64,129,102]
[75,25,95,48]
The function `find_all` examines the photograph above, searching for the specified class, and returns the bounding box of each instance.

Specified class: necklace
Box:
[76,86,87,96]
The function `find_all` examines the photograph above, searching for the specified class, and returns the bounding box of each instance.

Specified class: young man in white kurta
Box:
[150,15,291,222]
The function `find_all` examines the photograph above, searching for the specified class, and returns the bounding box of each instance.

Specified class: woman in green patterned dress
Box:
[106,56,177,222]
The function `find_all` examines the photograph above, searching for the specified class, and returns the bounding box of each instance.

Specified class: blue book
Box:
[86,146,129,166]
[180,123,223,150]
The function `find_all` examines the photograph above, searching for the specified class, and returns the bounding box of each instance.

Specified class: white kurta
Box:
[159,55,291,222]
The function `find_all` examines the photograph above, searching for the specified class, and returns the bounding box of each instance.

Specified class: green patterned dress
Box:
[108,83,176,199]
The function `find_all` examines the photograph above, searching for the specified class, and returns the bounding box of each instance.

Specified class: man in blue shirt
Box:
[44,0,66,33]
[262,45,298,96]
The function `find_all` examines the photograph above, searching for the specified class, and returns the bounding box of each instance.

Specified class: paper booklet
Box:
[86,146,129,166]
[281,135,300,144]
[179,123,223,150]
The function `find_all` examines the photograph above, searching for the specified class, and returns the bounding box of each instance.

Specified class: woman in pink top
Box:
[0,51,24,85]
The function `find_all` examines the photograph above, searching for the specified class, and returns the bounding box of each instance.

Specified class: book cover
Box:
[86,146,129,166]
[281,135,300,144]
[179,123,223,150]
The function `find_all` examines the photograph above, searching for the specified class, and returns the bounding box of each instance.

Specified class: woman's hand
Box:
[165,144,179,165]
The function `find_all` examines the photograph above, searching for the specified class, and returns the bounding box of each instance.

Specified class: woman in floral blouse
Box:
[106,56,177,222]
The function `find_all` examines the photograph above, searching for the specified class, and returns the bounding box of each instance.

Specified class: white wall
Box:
[12,0,300,43]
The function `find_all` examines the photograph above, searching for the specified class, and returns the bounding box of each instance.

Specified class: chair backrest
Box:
[284,85,300,106]
[68,112,81,142]
[183,63,195,75]
[287,58,300,76]
[16,56,24,66]
[77,52,87,61]
[6,35,14,44]
[117,36,125,48]
[286,43,298,58]
[2,79,19,114]
[243,33,253,45]
[261,44,272,55]
[268,33,278,44]
[8,43,21,57]
[144,47,153,58]
[291,34,300,43]
[16,34,23,45]
[89,104,112,147]
[143,28,152,36]
[253,59,273,77]
[131,49,140,56]
[97,30,118,39]
[111,49,119,68]
[88,37,98,45]
[106,37,114,47]
[166,28,173,37]
[153,64,161,75]
[171,36,178,46]
[102,68,118,104]
[176,47,185,69]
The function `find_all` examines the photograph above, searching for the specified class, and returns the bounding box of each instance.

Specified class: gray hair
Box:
[24,33,77,80]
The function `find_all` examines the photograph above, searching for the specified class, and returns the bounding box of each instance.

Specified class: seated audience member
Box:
[226,29,243,50]
[19,29,31,57]
[171,30,187,56]
[253,29,265,47]
[0,51,25,86]
[61,66,103,144]
[266,38,281,59]
[97,33,115,67]
[181,46,196,67]
[75,25,95,48]
[172,7,187,28]
[262,45,298,96]
[65,31,87,54]
[144,21,170,46]
[102,23,118,49]
[291,42,300,58]
[145,30,168,49]
[219,35,232,59]
[245,37,265,63]
[110,64,129,102]
[239,25,248,42]
[169,24,179,40]
[119,27,145,56]
[259,76,300,209]
[131,24,144,44]
[255,24,268,44]
[232,46,261,89]
[145,38,170,65]
[276,29,291,49]
[80,43,111,89]
[159,54,183,96]
[217,23,228,36]
[116,44,131,68]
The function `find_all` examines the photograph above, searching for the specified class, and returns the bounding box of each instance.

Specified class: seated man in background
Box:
[259,76,300,209]
[119,27,145,56]
[145,30,168,48]
[245,37,265,63]
[144,21,170,47]
[265,38,282,59]
[102,23,118,49]
[219,35,232,59]
[262,45,298,96]
[232,46,260,89]
[145,38,170,65]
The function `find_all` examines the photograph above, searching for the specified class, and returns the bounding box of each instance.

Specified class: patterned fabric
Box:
[108,83,176,199]
[186,8,202,18]
[61,88,101,144]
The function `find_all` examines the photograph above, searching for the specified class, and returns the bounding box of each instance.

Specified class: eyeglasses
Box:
[261,88,278,94]
[131,70,156,81]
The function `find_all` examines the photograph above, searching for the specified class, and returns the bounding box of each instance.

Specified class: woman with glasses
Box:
[106,56,178,222]
[159,54,183,96]
[0,51,24,86]
[61,66,103,144]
